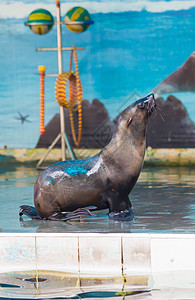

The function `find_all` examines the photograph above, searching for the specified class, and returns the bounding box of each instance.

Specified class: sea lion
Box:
[20,94,156,221]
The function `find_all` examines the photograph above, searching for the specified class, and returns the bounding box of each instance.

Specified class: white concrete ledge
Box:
[0,233,195,274]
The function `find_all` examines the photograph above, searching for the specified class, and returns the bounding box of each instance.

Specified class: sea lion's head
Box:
[134,93,156,118]
[117,94,156,141]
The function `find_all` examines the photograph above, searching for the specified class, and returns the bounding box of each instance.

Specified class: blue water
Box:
[0,165,195,233]
[0,1,195,148]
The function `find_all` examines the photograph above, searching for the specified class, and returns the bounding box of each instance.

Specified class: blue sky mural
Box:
[1,0,195,148]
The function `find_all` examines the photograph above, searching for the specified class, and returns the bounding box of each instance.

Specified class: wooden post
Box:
[56,0,66,161]
[69,49,73,72]
[38,65,46,135]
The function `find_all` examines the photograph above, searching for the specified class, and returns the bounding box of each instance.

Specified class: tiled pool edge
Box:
[0,233,195,275]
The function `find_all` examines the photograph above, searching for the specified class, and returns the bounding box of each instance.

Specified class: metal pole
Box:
[56,0,66,161]
[36,133,61,169]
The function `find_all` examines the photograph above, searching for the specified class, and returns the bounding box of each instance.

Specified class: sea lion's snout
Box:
[145,93,155,102]
[138,93,156,115]
[146,93,156,114]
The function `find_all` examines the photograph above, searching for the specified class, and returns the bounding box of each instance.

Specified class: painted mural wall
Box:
[1,0,195,149]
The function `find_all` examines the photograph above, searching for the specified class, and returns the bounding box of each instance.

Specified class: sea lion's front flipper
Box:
[109,209,134,221]
[48,206,97,221]
[107,190,134,221]
[19,205,40,219]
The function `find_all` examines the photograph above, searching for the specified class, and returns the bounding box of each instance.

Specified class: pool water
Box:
[0,165,195,233]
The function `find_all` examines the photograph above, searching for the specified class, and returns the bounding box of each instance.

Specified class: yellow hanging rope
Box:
[55,46,82,146]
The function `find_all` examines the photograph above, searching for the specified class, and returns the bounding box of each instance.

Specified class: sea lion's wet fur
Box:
[21,94,156,221]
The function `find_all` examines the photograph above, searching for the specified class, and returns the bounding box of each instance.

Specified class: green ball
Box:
[64,7,92,33]
[27,8,54,35]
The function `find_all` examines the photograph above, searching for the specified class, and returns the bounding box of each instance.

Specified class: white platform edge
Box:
[0,233,195,275]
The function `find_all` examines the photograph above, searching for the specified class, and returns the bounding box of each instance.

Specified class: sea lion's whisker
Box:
[156,105,165,114]
[156,107,165,122]
[156,106,165,115]
[152,107,158,118]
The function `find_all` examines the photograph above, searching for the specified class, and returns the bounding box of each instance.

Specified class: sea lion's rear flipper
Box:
[19,205,97,221]
[48,206,97,221]
[19,205,40,219]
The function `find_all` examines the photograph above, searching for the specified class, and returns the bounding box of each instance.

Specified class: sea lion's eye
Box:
[138,102,145,109]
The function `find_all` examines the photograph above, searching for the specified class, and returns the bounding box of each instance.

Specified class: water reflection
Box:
[0,270,151,299]
[19,212,134,233]
[0,166,195,233]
